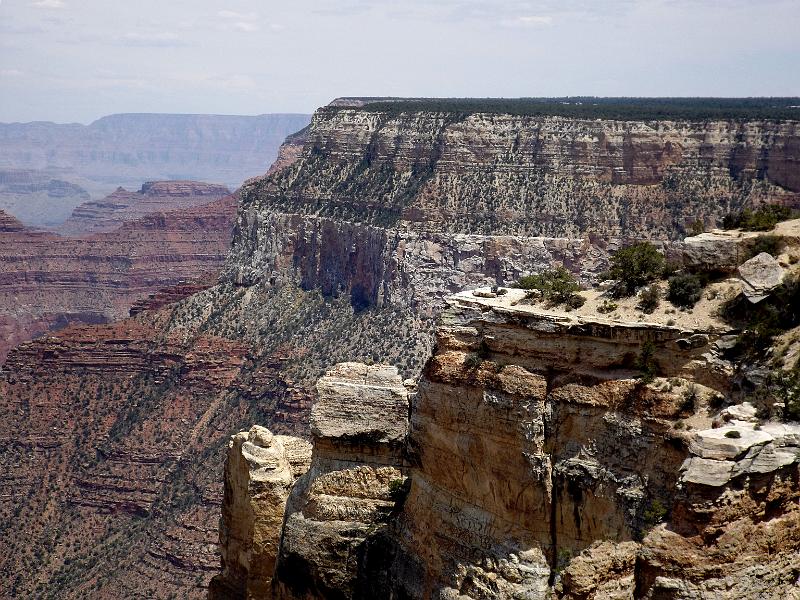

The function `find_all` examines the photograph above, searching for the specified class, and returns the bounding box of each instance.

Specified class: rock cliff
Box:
[0,191,236,362]
[3,101,800,599]
[216,282,799,599]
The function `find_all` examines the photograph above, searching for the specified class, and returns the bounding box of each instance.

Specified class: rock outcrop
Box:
[214,288,800,599]
[272,363,411,600]
[0,168,91,227]
[209,426,312,600]
[58,181,231,236]
[0,192,236,362]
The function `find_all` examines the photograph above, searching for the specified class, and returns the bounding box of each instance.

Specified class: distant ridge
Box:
[0,112,312,191]
[328,97,800,120]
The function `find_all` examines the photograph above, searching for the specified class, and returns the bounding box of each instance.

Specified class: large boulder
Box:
[737,252,785,303]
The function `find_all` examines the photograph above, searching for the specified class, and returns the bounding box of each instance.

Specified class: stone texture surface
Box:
[209,426,311,600]
[0,191,236,362]
[272,363,411,600]
[242,292,800,599]
[737,251,786,302]
[312,362,409,443]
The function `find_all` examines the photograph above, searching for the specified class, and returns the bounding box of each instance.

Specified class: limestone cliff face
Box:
[273,363,411,600]
[215,289,800,599]
[209,426,312,600]
[224,105,798,312]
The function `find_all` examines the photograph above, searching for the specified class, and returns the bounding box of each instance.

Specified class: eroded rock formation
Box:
[215,287,800,599]
[0,192,236,361]
[58,181,231,236]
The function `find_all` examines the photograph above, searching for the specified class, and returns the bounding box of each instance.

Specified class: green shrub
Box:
[720,276,800,359]
[609,242,665,297]
[597,299,618,314]
[767,369,800,421]
[388,478,409,502]
[668,273,704,308]
[689,220,705,236]
[722,204,794,231]
[636,341,658,382]
[514,266,582,307]
[724,430,742,439]
[642,499,668,528]
[638,285,661,314]
[566,294,586,310]
[746,234,784,259]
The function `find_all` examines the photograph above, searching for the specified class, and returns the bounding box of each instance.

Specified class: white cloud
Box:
[217,10,257,20]
[232,21,259,32]
[1,69,24,77]
[504,15,554,27]
[32,0,65,8]
[217,9,262,32]
[121,31,188,47]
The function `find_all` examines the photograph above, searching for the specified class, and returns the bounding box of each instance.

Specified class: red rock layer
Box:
[0,195,236,362]
[58,180,231,236]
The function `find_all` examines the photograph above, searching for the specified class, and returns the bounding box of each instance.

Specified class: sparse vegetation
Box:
[746,234,785,259]
[341,97,800,121]
[642,499,668,528]
[638,284,661,313]
[721,276,800,360]
[597,299,618,314]
[667,273,704,308]
[514,266,584,308]
[722,204,795,231]
[608,242,665,297]
[724,430,742,439]
[636,341,658,383]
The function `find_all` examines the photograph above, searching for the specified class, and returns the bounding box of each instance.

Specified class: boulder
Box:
[737,252,785,303]
[312,362,410,443]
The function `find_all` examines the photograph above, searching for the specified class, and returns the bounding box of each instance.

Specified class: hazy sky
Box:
[1,0,798,123]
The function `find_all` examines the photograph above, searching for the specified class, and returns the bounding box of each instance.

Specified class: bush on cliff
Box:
[722,204,794,231]
[638,284,661,314]
[514,266,584,308]
[667,273,704,308]
[609,242,665,297]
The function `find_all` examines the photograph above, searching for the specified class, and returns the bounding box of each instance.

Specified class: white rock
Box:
[689,426,773,460]
[737,252,785,303]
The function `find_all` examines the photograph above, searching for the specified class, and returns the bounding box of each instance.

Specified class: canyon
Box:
[0,181,235,362]
[1,99,799,599]
[0,113,311,227]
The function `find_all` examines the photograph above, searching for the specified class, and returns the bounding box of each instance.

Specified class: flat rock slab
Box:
[312,362,409,443]
[737,252,785,303]
[689,426,773,460]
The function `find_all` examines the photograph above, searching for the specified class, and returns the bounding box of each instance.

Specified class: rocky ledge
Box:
[211,286,800,599]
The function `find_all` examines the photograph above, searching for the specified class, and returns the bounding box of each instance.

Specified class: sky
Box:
[1,0,799,123]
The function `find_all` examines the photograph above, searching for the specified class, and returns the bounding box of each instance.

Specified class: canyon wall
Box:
[2,102,799,599]
[224,103,799,313]
[0,186,235,362]
[218,286,799,599]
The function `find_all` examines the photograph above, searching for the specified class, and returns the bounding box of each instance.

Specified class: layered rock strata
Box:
[273,363,411,600]
[58,181,231,236]
[216,288,800,599]
[209,426,312,600]
[0,193,236,362]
